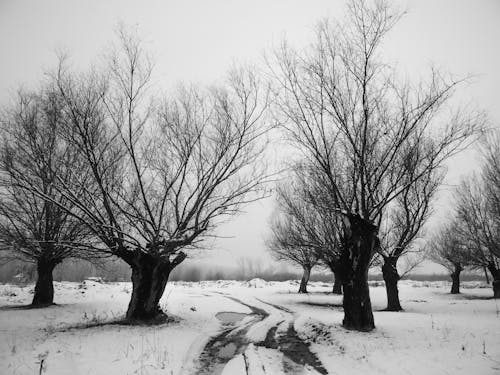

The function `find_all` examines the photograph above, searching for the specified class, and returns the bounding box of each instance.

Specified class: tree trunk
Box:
[126,253,173,322]
[382,256,402,311]
[32,258,58,306]
[484,267,490,284]
[339,214,378,331]
[450,263,462,294]
[487,263,500,299]
[493,280,500,299]
[298,266,311,293]
[332,269,342,295]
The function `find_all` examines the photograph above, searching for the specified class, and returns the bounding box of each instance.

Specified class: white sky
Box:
[1,0,499,274]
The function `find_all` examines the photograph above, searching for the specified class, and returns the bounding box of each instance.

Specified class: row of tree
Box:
[267,159,434,313]
[269,146,500,307]
[0,0,491,332]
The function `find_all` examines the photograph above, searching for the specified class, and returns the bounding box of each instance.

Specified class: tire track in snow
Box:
[255,298,328,375]
[194,294,327,375]
[194,296,268,375]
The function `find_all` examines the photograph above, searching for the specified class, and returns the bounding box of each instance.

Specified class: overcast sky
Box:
[1,0,499,273]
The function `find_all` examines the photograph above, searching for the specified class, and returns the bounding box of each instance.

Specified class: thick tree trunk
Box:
[487,263,500,299]
[382,256,402,311]
[32,259,58,306]
[339,214,378,331]
[450,264,462,294]
[126,254,173,322]
[298,266,311,293]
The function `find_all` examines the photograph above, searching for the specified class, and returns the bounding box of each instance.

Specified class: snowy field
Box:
[1,280,499,375]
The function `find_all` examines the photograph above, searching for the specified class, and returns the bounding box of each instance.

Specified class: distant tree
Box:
[481,132,500,260]
[428,221,470,294]
[378,164,441,310]
[456,176,500,297]
[267,179,321,293]
[293,165,346,295]
[236,257,265,280]
[268,0,482,330]
[480,133,500,295]
[0,88,96,306]
[14,30,271,322]
[268,162,356,294]
[325,252,343,295]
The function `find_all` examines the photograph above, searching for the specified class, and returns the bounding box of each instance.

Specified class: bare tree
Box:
[456,176,500,297]
[268,0,481,330]
[0,88,96,306]
[294,164,346,294]
[267,179,322,293]
[428,221,471,294]
[16,30,271,322]
[378,164,441,310]
[480,132,500,260]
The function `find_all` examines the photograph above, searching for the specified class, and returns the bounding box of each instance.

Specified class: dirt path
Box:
[194,295,327,375]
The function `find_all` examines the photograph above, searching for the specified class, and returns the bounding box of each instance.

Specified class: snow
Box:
[242,278,268,288]
[1,280,499,374]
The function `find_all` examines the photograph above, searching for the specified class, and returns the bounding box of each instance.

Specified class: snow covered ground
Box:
[0,279,499,375]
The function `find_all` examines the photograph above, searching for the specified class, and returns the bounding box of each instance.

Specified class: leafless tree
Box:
[378,164,441,310]
[292,164,347,294]
[267,0,482,330]
[456,176,500,297]
[267,177,322,293]
[0,88,97,306]
[15,30,271,322]
[480,132,500,260]
[428,221,473,294]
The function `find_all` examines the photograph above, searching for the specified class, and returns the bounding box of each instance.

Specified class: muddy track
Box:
[275,322,328,374]
[194,296,268,375]
[255,298,328,375]
[194,295,328,375]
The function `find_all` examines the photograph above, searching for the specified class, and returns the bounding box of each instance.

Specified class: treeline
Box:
[0,258,489,284]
